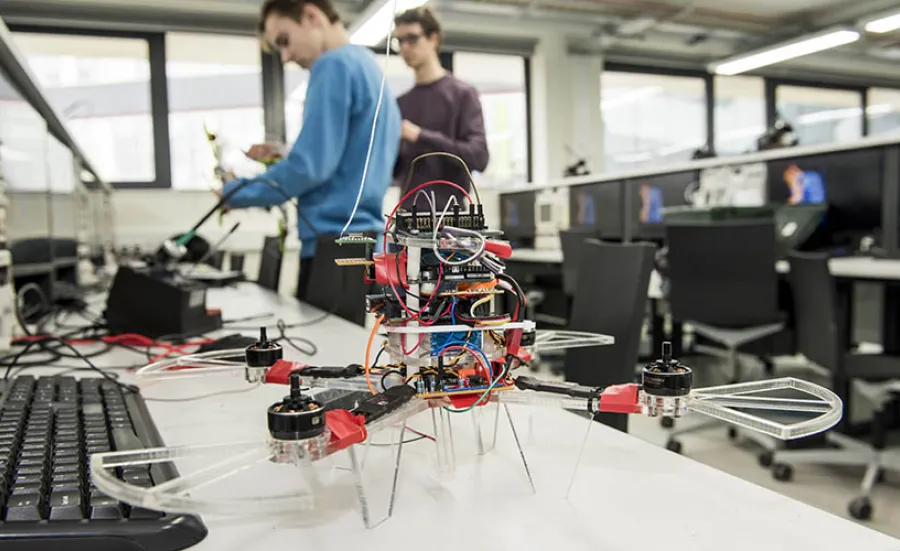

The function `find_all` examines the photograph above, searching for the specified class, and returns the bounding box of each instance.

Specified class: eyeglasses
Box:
[390,33,422,52]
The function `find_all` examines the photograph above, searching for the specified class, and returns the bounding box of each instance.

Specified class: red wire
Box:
[381,179,474,323]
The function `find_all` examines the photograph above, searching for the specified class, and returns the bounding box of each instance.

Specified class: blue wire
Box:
[450,298,458,326]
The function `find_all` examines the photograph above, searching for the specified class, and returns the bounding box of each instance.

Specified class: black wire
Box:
[222,313,274,325]
[273,319,318,356]
[3,335,137,393]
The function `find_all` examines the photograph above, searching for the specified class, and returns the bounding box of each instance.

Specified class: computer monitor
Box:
[567,181,623,238]
[499,191,536,246]
[766,148,883,248]
[628,170,699,238]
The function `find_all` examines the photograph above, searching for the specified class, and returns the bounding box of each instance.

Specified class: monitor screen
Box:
[500,191,536,239]
[765,147,883,234]
[568,181,623,237]
[629,170,700,229]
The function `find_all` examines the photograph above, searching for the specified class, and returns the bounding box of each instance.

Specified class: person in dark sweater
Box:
[391,7,489,210]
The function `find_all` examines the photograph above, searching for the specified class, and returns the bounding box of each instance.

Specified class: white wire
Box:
[340,0,400,238]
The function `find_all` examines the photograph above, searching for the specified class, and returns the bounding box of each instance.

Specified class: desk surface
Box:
[512,247,900,282]
[66,283,900,551]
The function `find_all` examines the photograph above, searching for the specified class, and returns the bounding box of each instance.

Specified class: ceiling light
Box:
[708,27,860,76]
[350,0,428,47]
[865,12,900,34]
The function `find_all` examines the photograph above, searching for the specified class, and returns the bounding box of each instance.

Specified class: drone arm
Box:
[511,377,642,414]
[264,360,363,385]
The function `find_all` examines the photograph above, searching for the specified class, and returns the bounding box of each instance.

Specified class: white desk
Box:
[513,247,900,282]
[61,283,900,550]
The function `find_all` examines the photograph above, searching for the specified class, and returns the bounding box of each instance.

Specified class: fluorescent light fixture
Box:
[350,0,428,47]
[865,12,900,33]
[708,27,860,76]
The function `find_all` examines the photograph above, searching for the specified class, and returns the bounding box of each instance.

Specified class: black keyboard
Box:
[0,375,207,550]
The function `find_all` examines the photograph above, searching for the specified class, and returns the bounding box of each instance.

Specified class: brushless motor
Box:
[640,342,692,418]
[267,372,326,441]
[245,327,283,368]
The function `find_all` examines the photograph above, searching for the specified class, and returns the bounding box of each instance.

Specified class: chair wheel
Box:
[758,452,773,468]
[772,463,793,481]
[665,439,682,454]
[727,427,738,440]
[661,417,675,429]
[849,497,872,520]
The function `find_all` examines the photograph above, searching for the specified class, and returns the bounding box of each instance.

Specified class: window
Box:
[714,76,765,156]
[453,52,528,187]
[867,88,900,136]
[601,71,706,173]
[283,50,414,144]
[12,32,154,183]
[166,33,264,190]
[776,85,863,147]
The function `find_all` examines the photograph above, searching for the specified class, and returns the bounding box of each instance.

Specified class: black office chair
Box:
[663,220,785,454]
[257,236,283,292]
[229,253,245,274]
[559,230,589,296]
[301,234,371,327]
[564,239,656,433]
[206,251,225,270]
[770,251,900,521]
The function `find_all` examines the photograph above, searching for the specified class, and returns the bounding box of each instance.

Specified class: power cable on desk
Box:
[2,336,138,394]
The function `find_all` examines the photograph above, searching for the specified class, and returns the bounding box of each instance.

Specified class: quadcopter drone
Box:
[90,179,844,528]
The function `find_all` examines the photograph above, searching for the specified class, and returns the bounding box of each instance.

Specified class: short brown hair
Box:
[393,6,442,40]
[258,0,341,34]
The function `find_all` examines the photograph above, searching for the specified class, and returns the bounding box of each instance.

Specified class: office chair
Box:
[663,220,785,454]
[229,253,245,274]
[769,251,900,521]
[564,239,656,433]
[207,250,225,270]
[256,236,284,292]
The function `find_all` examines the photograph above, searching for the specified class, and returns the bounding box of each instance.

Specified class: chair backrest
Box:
[206,250,225,270]
[559,230,590,296]
[303,234,371,327]
[564,240,656,432]
[257,236,283,292]
[229,253,245,274]
[786,252,843,376]
[665,220,780,328]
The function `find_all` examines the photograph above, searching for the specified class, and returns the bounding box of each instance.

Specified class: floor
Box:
[535,351,900,540]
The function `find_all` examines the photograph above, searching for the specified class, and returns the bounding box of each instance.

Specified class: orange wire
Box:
[364,314,385,395]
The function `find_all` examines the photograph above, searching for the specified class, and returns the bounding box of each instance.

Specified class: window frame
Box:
[765,77,867,138]
[11,25,533,190]
[601,62,714,168]
[9,24,172,189]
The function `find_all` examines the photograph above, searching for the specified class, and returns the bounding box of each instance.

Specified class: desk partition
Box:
[500,135,900,256]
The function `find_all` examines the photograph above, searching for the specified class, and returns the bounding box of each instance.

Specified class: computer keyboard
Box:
[0,375,207,551]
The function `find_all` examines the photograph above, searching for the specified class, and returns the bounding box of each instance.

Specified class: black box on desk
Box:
[104,265,222,338]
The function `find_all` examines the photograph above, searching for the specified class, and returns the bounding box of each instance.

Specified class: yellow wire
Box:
[470,295,492,317]
[404,152,482,204]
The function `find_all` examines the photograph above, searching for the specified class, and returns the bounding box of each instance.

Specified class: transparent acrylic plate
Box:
[135,348,250,382]
[686,377,843,440]
[531,331,614,352]
[90,399,431,527]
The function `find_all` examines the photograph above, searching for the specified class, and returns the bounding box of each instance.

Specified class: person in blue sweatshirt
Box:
[221,0,401,299]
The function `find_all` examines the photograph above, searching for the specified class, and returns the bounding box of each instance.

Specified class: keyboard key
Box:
[5,494,43,521]
[48,490,83,520]
[89,495,124,520]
